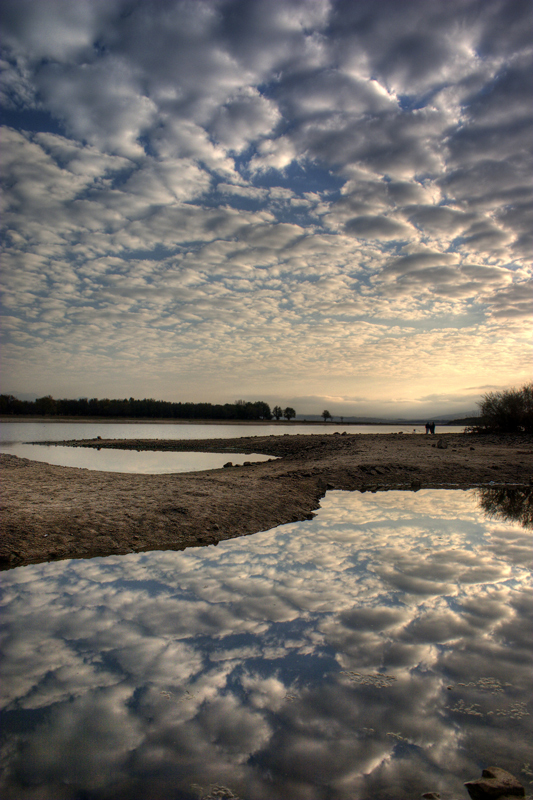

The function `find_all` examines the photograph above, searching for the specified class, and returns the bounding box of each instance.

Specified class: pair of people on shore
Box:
[425,422,436,434]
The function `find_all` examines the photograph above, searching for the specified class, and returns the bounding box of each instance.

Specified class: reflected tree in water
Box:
[477,487,533,529]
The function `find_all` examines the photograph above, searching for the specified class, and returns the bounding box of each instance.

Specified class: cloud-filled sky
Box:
[1,0,531,416]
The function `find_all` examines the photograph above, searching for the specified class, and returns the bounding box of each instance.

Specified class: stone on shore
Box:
[464,766,525,799]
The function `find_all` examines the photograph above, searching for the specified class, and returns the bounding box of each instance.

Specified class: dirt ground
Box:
[1,431,532,569]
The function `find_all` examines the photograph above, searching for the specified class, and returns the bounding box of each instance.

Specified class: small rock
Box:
[464,766,525,799]
[437,439,448,449]
[201,786,240,799]
[421,793,440,799]
[223,462,233,468]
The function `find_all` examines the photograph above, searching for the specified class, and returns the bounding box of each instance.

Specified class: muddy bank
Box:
[2,432,531,569]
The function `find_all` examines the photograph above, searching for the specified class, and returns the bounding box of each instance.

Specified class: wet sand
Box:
[1,432,531,569]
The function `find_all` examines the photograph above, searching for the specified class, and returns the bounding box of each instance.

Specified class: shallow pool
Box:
[0,488,531,799]
[0,442,274,473]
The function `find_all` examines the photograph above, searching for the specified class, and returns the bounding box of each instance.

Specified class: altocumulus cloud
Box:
[1,0,531,414]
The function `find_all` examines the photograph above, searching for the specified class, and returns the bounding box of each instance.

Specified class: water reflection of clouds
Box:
[0,442,274,473]
[485,523,533,566]
[1,489,531,799]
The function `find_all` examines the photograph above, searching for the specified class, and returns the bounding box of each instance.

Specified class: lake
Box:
[1,488,531,800]
[0,421,466,474]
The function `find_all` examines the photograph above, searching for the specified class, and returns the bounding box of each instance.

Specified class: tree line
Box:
[0,394,298,422]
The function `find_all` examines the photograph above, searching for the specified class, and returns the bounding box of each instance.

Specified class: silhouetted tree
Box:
[476,383,533,433]
[273,405,283,420]
[283,406,296,421]
[251,401,272,420]
[322,409,332,422]
[35,395,57,416]
[234,399,248,419]
[0,394,31,414]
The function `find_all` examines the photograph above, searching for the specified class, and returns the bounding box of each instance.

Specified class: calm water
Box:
[0,422,465,443]
[0,421,465,474]
[1,488,531,800]
[0,443,275,474]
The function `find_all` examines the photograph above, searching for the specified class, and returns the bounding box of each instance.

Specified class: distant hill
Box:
[295,412,479,425]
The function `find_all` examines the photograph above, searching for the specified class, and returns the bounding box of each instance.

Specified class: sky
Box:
[1,0,531,418]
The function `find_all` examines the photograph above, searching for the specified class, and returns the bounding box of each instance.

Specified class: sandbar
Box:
[1,431,531,569]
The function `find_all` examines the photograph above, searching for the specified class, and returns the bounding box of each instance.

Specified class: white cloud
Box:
[0,0,531,408]
[344,215,413,240]
[1,0,110,62]
[38,57,157,158]
[208,86,281,152]
[249,135,298,172]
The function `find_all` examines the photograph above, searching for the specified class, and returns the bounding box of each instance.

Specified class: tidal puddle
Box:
[0,489,531,799]
[0,443,274,473]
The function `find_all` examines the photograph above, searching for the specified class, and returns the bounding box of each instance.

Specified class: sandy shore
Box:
[1,431,531,569]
